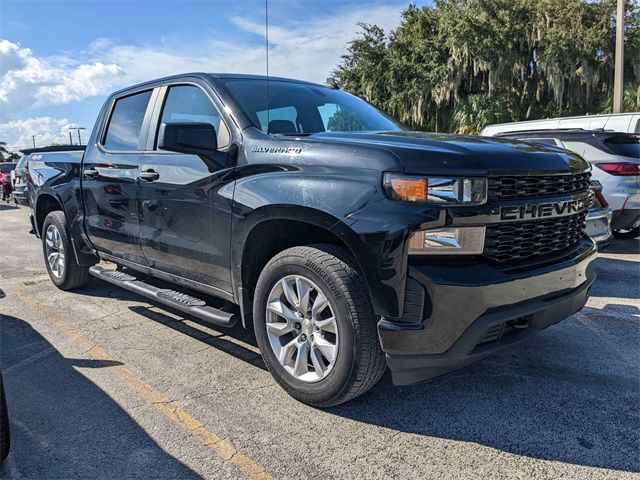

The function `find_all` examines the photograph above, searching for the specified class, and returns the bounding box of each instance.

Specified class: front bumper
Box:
[379,239,597,385]
[586,207,612,249]
[12,184,29,206]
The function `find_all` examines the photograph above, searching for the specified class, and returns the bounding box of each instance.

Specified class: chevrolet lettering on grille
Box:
[499,197,589,221]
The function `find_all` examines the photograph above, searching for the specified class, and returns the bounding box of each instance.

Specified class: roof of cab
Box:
[109,72,328,97]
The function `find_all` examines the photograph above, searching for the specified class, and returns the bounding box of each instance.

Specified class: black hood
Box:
[303,131,590,176]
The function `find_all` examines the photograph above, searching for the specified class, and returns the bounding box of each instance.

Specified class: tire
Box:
[612,227,640,239]
[253,244,386,407]
[42,211,92,290]
[0,372,9,463]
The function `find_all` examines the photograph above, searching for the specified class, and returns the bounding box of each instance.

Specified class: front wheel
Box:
[253,245,386,407]
[42,211,92,290]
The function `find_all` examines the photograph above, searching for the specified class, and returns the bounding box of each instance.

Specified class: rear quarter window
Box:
[603,135,640,158]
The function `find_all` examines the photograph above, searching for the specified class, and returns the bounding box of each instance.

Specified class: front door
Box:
[82,89,156,263]
[137,83,235,296]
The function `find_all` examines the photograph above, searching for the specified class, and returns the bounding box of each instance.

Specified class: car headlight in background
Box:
[408,226,486,255]
[383,173,487,205]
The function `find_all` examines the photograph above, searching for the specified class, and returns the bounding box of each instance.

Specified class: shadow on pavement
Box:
[326,312,639,473]
[0,313,201,479]
[128,305,266,371]
[0,204,19,212]
[602,237,639,255]
[75,257,639,474]
[74,274,266,371]
[590,256,640,300]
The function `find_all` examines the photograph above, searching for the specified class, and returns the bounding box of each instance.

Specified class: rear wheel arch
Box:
[35,193,98,266]
[35,193,64,236]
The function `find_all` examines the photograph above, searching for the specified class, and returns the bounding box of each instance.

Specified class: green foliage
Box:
[450,93,517,134]
[601,82,640,112]
[0,142,20,161]
[334,0,640,133]
[327,106,368,131]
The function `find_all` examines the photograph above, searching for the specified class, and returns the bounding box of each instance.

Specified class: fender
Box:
[230,167,413,318]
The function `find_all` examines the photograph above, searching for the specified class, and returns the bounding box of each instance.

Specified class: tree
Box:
[0,142,20,162]
[334,0,640,133]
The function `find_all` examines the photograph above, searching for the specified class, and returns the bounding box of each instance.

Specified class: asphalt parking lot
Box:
[0,203,638,479]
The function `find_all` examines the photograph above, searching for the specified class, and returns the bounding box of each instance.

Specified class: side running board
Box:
[89,265,238,328]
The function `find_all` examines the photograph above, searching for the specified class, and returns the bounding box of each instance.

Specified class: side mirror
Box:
[158,122,218,158]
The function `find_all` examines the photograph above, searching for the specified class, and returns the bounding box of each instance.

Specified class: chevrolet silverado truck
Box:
[29,73,597,406]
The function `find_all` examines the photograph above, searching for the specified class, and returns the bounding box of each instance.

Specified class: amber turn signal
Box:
[386,176,428,202]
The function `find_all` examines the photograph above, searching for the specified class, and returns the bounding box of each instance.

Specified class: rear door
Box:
[82,88,157,263]
[137,81,235,297]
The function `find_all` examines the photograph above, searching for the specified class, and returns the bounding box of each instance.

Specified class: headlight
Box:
[408,226,486,255]
[383,173,487,205]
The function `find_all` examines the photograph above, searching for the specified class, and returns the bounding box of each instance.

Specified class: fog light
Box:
[408,226,485,255]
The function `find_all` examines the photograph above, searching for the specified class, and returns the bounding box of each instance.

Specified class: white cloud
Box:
[0,3,404,149]
[0,117,80,151]
[0,40,123,121]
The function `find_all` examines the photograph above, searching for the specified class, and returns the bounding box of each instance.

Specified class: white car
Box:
[481,113,640,136]
[487,129,639,238]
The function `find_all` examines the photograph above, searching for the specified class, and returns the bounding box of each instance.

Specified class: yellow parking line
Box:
[16,292,275,480]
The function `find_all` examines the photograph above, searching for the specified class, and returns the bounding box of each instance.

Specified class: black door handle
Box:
[84,168,99,179]
[139,169,160,182]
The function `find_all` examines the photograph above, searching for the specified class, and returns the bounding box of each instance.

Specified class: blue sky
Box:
[0,0,427,150]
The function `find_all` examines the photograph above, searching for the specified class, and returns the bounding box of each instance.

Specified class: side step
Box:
[89,265,238,328]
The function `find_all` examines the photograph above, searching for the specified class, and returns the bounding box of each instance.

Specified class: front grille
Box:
[483,212,587,263]
[488,173,591,201]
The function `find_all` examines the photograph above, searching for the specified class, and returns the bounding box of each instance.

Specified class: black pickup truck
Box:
[28,73,597,406]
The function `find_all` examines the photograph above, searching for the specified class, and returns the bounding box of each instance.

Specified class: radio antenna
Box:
[265,0,271,133]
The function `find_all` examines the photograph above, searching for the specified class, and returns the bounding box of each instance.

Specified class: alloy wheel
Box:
[265,275,339,383]
[45,224,65,279]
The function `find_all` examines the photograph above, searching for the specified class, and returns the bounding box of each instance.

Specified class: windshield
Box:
[221,79,405,134]
[0,163,16,173]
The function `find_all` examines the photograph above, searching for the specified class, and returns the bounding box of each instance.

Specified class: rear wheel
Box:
[253,245,386,407]
[42,211,92,290]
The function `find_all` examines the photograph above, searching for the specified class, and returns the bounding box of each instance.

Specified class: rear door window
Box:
[103,90,153,151]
